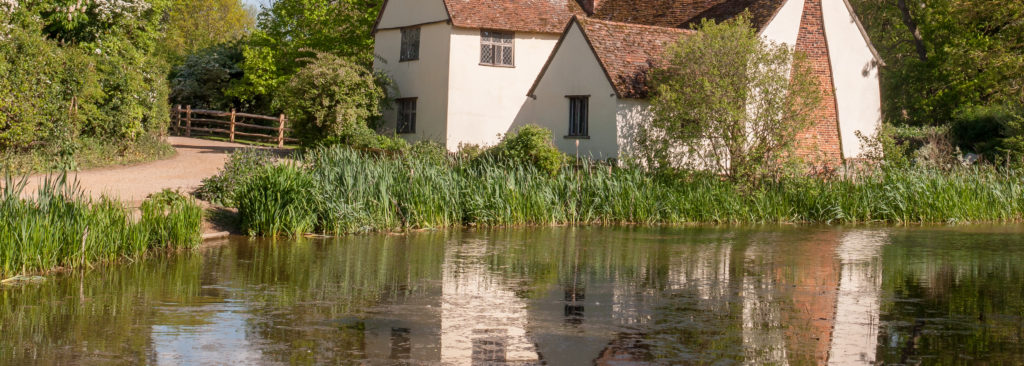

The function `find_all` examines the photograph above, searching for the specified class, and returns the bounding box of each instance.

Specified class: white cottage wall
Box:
[760,0,806,46]
[375,0,449,30]
[823,0,883,158]
[518,24,619,159]
[374,22,453,144]
[446,28,561,151]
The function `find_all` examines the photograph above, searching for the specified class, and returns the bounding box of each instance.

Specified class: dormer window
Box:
[480,30,514,67]
[400,27,420,62]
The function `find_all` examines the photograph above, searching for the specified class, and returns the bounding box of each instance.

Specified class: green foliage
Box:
[0,24,97,154]
[169,42,246,110]
[195,148,276,206]
[139,190,203,250]
[235,163,316,237]
[226,0,382,107]
[849,0,1024,126]
[645,15,820,180]
[950,105,1024,161]
[226,143,1024,237]
[274,52,390,145]
[158,0,254,62]
[491,125,567,176]
[1,0,173,170]
[408,140,449,166]
[0,175,202,278]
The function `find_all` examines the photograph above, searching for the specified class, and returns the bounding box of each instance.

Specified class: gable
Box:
[531,18,693,99]
[374,0,450,32]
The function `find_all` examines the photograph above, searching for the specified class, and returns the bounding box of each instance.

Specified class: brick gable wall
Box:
[794,0,844,165]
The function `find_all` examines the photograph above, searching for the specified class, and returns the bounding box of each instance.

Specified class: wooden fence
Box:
[170,105,297,147]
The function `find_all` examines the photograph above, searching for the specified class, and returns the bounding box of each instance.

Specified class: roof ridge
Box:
[580,16,697,34]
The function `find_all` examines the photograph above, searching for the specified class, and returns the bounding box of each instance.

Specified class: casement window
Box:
[567,96,589,138]
[397,98,417,134]
[400,27,420,61]
[480,30,514,67]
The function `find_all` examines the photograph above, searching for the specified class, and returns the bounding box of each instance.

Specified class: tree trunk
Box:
[897,0,928,61]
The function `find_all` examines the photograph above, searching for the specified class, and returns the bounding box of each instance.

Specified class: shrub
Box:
[195,148,276,206]
[491,125,566,175]
[274,52,389,145]
[235,163,316,237]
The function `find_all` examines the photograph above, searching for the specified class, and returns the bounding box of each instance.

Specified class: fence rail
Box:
[170,105,297,147]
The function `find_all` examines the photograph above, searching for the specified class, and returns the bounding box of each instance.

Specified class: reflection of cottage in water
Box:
[441,241,541,365]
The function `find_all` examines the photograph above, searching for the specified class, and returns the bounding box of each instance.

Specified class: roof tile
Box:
[443,0,587,33]
[580,18,694,98]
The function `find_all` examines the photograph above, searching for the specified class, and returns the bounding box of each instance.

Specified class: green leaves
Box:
[645,14,819,180]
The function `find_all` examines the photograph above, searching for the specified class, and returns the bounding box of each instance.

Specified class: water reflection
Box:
[2,226,1024,364]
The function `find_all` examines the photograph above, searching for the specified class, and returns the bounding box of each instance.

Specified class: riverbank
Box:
[0,177,203,279]
[211,145,1024,237]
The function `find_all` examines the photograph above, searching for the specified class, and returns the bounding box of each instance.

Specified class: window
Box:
[397,98,417,134]
[567,96,589,138]
[480,30,514,67]
[400,27,420,61]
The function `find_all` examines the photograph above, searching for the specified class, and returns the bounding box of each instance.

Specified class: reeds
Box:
[0,175,202,278]
[234,145,1024,236]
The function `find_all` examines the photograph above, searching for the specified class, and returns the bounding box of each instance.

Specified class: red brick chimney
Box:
[578,0,600,15]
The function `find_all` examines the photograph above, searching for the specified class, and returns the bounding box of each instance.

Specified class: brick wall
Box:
[794,0,844,165]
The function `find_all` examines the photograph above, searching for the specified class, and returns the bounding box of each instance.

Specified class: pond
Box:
[2,226,1024,365]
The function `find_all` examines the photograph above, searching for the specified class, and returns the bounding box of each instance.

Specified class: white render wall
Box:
[760,0,806,47]
[823,0,883,158]
[375,0,449,30]
[517,23,620,159]
[616,99,653,161]
[445,28,561,150]
[374,22,453,144]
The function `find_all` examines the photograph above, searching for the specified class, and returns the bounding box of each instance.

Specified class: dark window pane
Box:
[401,28,420,61]
[397,98,417,134]
[481,44,494,64]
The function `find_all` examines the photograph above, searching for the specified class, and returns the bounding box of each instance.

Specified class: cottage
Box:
[372,0,883,162]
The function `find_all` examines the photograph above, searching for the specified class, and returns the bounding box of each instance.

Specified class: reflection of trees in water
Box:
[877,230,1024,364]
[0,253,206,365]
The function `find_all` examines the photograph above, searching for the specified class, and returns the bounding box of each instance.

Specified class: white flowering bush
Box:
[0,0,18,12]
[90,0,150,22]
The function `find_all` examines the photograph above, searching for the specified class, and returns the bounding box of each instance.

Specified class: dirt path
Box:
[24,137,278,205]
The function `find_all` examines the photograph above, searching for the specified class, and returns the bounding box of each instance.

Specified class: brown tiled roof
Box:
[443,0,587,34]
[580,18,694,98]
[592,0,788,30]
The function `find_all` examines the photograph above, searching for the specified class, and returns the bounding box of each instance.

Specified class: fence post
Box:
[277,114,286,148]
[230,109,237,143]
[185,105,192,137]
[171,105,180,135]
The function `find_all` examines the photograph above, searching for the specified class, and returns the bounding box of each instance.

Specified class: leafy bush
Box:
[195,148,276,206]
[234,163,316,237]
[0,25,97,152]
[274,52,389,146]
[491,125,566,175]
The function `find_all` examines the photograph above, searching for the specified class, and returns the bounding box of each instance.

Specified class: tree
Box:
[641,15,820,180]
[273,52,389,146]
[159,0,254,62]
[849,0,1024,126]
[227,0,382,109]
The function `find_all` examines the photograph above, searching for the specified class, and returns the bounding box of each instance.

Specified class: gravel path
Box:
[23,137,275,204]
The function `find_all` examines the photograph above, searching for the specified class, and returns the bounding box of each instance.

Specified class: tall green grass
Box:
[233,145,1024,236]
[0,176,202,278]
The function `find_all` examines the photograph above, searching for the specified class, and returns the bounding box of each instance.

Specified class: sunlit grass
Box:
[232,145,1024,237]
[0,175,202,278]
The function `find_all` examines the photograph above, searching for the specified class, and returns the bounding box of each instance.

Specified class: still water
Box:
[2,226,1024,365]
